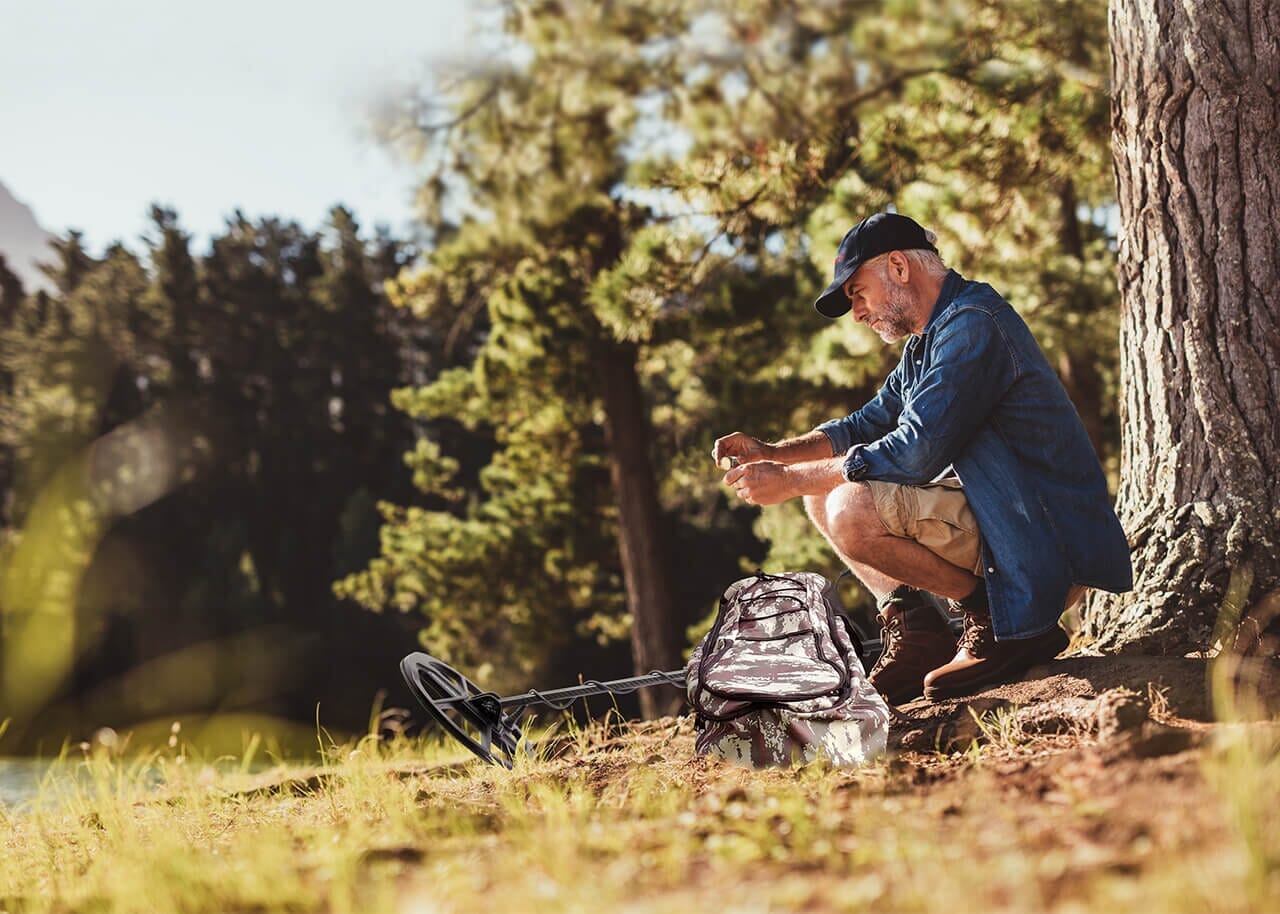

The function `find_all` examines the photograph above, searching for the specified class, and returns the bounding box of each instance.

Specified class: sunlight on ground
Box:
[1,704,1277,914]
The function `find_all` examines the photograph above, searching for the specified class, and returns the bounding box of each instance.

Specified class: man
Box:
[713,212,1132,704]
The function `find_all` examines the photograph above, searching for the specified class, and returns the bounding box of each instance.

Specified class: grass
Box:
[966,703,1027,753]
[0,703,1278,914]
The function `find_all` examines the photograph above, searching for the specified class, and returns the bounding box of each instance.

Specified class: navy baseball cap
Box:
[814,213,938,318]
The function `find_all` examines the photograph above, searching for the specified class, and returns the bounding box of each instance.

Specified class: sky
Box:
[0,0,475,254]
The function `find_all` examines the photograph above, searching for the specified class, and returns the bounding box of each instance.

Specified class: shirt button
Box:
[987,567,996,574]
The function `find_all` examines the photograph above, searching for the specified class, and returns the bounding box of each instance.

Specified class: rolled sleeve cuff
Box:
[815,418,853,456]
[841,444,869,482]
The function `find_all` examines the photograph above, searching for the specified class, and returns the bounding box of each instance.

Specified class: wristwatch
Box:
[841,444,869,483]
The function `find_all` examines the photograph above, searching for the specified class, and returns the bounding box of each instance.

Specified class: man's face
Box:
[842,257,917,342]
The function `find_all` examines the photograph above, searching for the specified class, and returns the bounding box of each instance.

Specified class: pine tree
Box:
[0,206,432,738]
[346,0,1119,705]
[0,253,24,327]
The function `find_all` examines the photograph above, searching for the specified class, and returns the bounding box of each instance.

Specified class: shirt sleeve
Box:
[815,361,906,455]
[848,309,1019,484]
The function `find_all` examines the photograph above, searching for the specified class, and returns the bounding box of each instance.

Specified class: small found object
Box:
[718,455,740,470]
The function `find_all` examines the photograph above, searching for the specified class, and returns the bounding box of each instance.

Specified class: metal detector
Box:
[398,652,690,768]
[398,578,893,767]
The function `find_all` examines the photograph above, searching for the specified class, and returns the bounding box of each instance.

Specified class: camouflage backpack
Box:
[686,571,891,769]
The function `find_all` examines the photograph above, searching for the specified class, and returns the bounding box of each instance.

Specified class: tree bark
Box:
[1083,0,1280,652]
[596,339,683,717]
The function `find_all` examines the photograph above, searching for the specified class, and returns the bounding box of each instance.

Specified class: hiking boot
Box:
[922,581,1069,701]
[868,586,957,705]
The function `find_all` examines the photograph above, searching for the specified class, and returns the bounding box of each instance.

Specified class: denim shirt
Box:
[817,271,1132,639]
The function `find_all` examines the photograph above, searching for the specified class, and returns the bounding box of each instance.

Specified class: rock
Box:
[1094,687,1151,740]
[1015,697,1100,736]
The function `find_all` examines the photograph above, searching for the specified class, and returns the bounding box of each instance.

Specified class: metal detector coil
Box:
[399,652,686,767]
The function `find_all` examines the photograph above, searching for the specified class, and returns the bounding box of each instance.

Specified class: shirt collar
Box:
[919,269,963,337]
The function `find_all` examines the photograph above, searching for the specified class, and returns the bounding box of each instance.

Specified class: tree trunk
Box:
[596,339,683,718]
[1083,0,1280,652]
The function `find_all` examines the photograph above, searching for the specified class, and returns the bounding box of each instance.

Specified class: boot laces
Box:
[871,614,904,674]
[957,611,995,658]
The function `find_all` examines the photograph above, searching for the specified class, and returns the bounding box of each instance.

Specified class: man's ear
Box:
[885,250,911,284]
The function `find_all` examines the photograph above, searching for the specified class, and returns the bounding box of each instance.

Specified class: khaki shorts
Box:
[867,477,985,576]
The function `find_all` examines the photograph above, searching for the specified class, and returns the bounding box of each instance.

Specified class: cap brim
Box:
[815,289,850,318]
[814,261,860,318]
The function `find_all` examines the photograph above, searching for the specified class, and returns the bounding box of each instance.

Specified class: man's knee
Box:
[803,493,827,532]
[824,482,882,553]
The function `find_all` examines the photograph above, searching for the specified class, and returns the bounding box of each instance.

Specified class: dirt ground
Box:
[888,654,1216,753]
[516,653,1276,912]
[193,652,1279,914]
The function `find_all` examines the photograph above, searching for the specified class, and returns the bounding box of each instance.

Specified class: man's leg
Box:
[802,493,900,599]
[804,484,960,704]
[806,479,1070,703]
[806,482,980,601]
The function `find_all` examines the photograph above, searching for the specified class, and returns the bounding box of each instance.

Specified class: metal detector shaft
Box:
[430,670,688,713]
[399,653,688,768]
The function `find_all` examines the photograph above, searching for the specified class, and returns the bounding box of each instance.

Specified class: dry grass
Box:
[0,703,1278,914]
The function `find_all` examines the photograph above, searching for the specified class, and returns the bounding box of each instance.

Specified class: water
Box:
[0,758,77,809]
[1,756,273,810]
[0,758,159,810]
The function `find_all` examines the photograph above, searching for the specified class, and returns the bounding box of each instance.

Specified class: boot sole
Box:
[922,628,1069,702]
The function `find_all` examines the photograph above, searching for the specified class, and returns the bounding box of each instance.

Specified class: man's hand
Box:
[712,432,775,469]
[723,461,794,506]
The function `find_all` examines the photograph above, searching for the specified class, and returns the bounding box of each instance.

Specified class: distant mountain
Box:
[0,180,54,292]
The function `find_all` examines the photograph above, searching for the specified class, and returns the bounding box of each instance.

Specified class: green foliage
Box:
[0,208,429,741]
[351,0,1119,671]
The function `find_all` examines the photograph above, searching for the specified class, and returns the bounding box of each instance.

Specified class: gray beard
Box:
[873,284,917,342]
